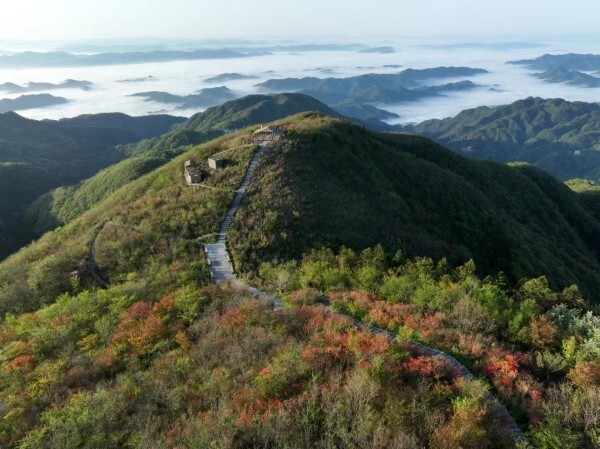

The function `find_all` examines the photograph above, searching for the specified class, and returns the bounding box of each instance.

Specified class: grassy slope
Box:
[24,157,169,235]
[0,112,185,260]
[0,113,597,446]
[22,94,338,244]
[0,120,518,449]
[565,178,600,223]
[0,130,256,317]
[229,114,600,298]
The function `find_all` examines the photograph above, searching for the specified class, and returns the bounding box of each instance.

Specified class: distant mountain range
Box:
[257,67,487,91]
[256,67,487,120]
[117,75,158,83]
[130,87,236,109]
[508,54,600,88]
[420,41,546,50]
[533,67,600,87]
[0,49,268,68]
[204,73,259,83]
[509,53,600,71]
[0,44,390,69]
[358,46,395,54]
[0,79,93,93]
[0,94,68,113]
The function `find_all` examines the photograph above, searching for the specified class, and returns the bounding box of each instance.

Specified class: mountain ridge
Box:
[405,97,600,180]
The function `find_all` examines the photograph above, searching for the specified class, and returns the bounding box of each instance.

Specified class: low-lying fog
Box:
[1,37,599,124]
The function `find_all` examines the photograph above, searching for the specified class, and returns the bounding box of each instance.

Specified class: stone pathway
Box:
[88,221,110,289]
[203,141,266,279]
[204,138,528,443]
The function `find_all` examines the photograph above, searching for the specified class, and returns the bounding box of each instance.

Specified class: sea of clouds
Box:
[0,37,599,124]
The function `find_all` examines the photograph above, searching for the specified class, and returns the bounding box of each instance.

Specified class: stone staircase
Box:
[217,142,266,244]
[203,142,275,300]
[201,138,528,444]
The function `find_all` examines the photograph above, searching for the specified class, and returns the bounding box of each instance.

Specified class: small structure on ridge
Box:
[208,157,225,170]
[184,160,203,186]
[253,125,283,142]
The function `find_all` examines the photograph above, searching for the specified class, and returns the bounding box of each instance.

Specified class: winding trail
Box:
[202,139,529,443]
[88,221,110,289]
[203,141,282,309]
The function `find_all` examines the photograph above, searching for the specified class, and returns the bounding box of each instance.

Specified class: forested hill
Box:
[9,112,600,308]
[0,111,183,175]
[0,114,599,447]
[229,114,600,297]
[406,97,600,181]
[180,93,340,132]
[14,111,600,298]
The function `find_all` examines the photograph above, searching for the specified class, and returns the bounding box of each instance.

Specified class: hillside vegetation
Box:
[22,94,333,242]
[257,246,600,447]
[0,114,599,446]
[0,124,517,448]
[229,114,600,298]
[0,111,184,260]
[407,97,600,181]
[0,129,257,317]
[24,157,169,235]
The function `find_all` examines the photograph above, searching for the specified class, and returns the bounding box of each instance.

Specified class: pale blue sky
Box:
[1,0,598,41]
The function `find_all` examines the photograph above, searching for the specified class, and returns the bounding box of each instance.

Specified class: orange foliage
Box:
[217,301,264,333]
[405,355,457,380]
[483,350,526,386]
[96,346,117,368]
[6,354,35,373]
[112,301,168,356]
[430,403,488,449]
[295,306,352,335]
[288,289,320,306]
[568,361,600,387]
[237,397,284,427]
[153,296,175,316]
[294,306,398,372]
[528,315,557,348]
[348,332,391,356]
[127,301,152,320]
[366,302,415,330]
[175,330,190,349]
